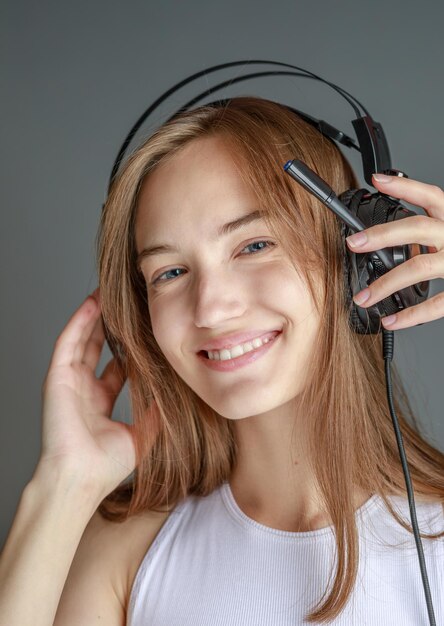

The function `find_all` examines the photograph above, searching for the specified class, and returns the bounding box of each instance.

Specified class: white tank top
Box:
[126,481,444,625]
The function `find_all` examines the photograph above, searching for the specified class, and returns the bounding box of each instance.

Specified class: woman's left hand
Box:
[345,172,444,330]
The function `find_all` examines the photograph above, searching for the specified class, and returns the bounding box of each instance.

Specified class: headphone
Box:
[107,59,431,336]
[105,60,436,624]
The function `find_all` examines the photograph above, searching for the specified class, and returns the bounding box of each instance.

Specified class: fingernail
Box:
[87,289,100,305]
[346,231,368,248]
[382,314,397,327]
[373,173,393,183]
[353,288,370,305]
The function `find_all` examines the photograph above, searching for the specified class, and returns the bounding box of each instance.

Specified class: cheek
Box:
[261,262,313,310]
[148,295,185,363]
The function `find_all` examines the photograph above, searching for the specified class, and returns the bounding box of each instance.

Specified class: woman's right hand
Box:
[36,289,157,500]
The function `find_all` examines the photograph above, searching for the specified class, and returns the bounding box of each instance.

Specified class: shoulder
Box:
[54,504,171,624]
[92,506,173,612]
[118,507,173,610]
[368,494,444,550]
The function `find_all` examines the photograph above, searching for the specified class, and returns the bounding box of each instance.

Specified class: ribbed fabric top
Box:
[126,482,444,625]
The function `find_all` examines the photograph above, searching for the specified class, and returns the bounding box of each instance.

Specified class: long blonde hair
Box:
[97,96,444,623]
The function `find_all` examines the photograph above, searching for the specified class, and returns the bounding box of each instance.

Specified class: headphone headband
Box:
[107,59,391,191]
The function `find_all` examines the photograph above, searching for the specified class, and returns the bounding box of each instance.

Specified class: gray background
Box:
[2,0,444,547]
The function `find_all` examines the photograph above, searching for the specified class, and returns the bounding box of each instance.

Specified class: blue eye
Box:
[151,239,275,285]
[240,240,276,255]
[152,267,186,284]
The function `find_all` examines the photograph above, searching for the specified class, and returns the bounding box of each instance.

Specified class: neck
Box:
[229,398,370,532]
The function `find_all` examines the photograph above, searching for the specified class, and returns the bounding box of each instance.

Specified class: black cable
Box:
[382,328,436,625]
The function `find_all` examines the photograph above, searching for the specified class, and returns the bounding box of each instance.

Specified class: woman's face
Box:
[135,135,322,420]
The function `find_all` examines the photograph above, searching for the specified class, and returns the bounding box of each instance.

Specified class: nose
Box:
[193,268,247,329]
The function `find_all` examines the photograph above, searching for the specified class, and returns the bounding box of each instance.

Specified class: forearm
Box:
[0,465,102,626]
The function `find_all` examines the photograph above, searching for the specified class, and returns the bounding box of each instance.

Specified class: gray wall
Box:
[2,0,444,546]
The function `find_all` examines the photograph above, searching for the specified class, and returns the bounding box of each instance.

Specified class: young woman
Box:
[1,97,443,625]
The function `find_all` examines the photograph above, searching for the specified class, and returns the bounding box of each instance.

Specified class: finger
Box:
[346,214,444,253]
[380,291,444,330]
[372,174,444,219]
[72,294,104,364]
[352,251,443,310]
[48,295,100,370]
[100,357,127,397]
[80,313,106,371]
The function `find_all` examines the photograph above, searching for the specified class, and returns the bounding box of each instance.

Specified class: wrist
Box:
[27,460,105,514]
[0,461,103,626]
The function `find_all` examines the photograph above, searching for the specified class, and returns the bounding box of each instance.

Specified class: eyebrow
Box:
[136,209,265,268]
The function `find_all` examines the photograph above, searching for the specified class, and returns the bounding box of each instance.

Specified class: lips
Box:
[197,330,282,371]
[198,329,282,353]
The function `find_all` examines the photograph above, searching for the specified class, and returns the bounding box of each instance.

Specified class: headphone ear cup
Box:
[338,189,373,334]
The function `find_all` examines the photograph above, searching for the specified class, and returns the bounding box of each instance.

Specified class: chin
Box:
[200,393,286,422]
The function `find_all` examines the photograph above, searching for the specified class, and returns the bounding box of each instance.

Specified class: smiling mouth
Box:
[199,331,282,361]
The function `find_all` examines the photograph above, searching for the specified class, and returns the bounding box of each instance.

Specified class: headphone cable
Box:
[382,328,436,625]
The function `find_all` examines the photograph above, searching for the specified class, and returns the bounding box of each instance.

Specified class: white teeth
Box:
[229,345,244,358]
[206,334,277,361]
